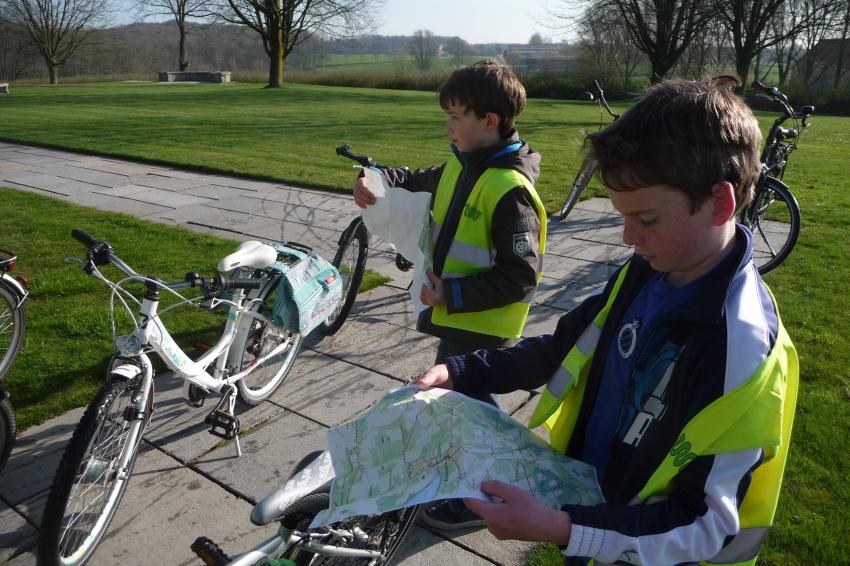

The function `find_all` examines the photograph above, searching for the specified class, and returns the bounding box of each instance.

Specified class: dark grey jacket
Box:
[378,132,542,347]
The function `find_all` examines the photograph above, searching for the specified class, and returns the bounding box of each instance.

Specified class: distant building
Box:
[803,38,850,89]
[502,43,577,73]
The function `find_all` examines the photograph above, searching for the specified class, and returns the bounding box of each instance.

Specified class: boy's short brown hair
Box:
[438,60,526,139]
[587,78,762,211]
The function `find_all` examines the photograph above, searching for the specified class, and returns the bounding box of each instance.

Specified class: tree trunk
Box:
[267,10,283,87]
[48,61,58,84]
[178,23,189,71]
[735,52,751,90]
[835,6,850,89]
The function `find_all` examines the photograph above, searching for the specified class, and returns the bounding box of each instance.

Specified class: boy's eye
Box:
[639,217,658,227]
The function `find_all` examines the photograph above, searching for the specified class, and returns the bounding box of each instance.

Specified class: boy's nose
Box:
[622,218,643,246]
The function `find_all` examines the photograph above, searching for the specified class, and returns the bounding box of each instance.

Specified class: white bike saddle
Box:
[218,240,278,272]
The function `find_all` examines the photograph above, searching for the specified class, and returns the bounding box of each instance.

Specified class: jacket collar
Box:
[450,130,523,168]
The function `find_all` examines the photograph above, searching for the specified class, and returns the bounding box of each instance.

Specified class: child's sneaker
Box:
[422,499,486,530]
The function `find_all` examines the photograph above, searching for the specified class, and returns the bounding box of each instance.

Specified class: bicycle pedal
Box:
[205,408,240,440]
[191,536,231,566]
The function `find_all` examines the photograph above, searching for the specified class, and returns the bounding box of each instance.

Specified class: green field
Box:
[1,82,848,564]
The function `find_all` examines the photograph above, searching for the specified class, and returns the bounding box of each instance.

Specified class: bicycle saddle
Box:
[218,240,277,273]
[250,450,335,526]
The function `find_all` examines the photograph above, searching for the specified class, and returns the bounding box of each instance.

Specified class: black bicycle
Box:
[740,80,814,274]
[0,248,28,471]
[556,80,620,221]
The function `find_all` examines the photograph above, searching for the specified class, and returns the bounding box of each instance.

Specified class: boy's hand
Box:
[420,270,446,306]
[464,480,572,545]
[414,364,454,390]
[353,176,377,208]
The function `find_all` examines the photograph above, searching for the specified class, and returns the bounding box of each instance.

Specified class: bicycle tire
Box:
[285,493,419,565]
[235,275,303,405]
[0,386,15,472]
[0,282,24,380]
[556,157,596,221]
[39,377,151,566]
[320,219,368,336]
[741,177,801,275]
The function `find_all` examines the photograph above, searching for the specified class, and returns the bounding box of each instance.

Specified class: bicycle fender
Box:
[251,450,335,526]
[110,363,142,382]
[0,274,27,306]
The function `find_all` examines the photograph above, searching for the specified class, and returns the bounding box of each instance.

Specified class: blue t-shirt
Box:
[581,271,706,481]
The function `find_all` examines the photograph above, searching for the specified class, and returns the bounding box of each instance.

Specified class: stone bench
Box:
[157,71,231,84]
[0,83,9,94]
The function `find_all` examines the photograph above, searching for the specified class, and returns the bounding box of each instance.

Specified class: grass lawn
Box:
[1,82,848,564]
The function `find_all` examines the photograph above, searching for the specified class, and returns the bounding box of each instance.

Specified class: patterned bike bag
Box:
[270,243,342,336]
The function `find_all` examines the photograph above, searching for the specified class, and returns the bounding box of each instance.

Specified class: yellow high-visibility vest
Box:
[430,154,547,339]
[530,263,798,565]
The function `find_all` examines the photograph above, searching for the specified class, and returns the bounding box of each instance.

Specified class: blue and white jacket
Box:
[446,226,784,565]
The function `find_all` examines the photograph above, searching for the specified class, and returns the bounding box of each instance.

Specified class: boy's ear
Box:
[484,112,501,132]
[710,181,737,225]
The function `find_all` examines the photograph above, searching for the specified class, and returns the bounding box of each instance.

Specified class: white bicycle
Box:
[191,450,419,566]
[38,227,366,566]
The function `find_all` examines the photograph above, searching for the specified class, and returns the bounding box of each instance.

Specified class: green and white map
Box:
[311,385,604,527]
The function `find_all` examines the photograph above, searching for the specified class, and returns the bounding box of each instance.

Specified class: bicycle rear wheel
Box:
[743,178,800,275]
[235,275,303,405]
[286,493,419,565]
[557,157,596,221]
[0,282,24,380]
[39,377,151,566]
[0,386,15,472]
[320,219,368,336]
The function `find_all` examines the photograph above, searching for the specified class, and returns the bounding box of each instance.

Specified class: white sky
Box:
[375,0,567,45]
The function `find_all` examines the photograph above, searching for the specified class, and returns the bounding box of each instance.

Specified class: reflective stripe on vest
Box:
[430,153,547,339]
[528,262,631,449]
[530,273,798,566]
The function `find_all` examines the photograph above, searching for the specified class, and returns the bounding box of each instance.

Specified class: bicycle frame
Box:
[226,526,384,565]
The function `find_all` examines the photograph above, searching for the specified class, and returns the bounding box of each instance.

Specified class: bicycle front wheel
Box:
[0,282,24,380]
[557,157,596,221]
[320,219,368,336]
[0,386,15,472]
[235,277,303,405]
[743,178,801,275]
[286,494,419,565]
[39,377,151,566]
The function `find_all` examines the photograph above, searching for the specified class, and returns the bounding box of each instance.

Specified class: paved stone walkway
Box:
[0,141,629,566]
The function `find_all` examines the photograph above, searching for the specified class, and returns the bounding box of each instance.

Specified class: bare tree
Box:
[834,0,849,87]
[134,0,211,71]
[577,2,644,82]
[213,0,379,87]
[409,28,436,70]
[552,0,715,79]
[529,31,544,44]
[1,0,108,83]
[444,35,469,66]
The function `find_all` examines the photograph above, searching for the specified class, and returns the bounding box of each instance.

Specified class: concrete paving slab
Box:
[193,410,327,502]
[0,499,39,562]
[395,525,496,565]
[129,173,210,191]
[268,349,401,427]
[5,550,36,565]
[72,158,165,177]
[38,163,132,187]
[66,191,174,217]
[143,371,285,465]
[0,406,85,506]
[432,525,537,566]
[85,443,273,566]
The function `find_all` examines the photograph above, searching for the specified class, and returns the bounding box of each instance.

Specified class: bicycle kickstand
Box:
[204,384,242,457]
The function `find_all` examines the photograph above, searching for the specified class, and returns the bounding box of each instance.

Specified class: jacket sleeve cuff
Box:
[445,279,463,313]
[561,522,605,558]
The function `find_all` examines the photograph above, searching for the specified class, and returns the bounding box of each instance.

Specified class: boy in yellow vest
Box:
[354,60,548,391]
[416,78,799,564]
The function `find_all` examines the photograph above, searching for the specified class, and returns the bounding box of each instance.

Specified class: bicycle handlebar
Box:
[336,144,376,168]
[589,80,619,120]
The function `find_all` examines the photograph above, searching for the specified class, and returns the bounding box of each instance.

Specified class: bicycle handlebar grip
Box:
[224,277,261,290]
[71,228,98,248]
[335,144,375,168]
